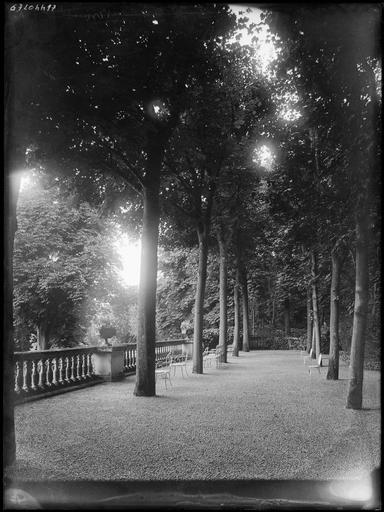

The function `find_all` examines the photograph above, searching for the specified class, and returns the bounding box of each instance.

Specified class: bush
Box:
[202,328,219,350]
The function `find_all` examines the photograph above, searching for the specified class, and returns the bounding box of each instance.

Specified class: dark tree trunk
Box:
[134,140,163,397]
[4,149,24,470]
[311,250,321,359]
[37,322,50,350]
[267,276,273,325]
[346,216,370,409]
[217,234,228,363]
[3,168,21,470]
[306,286,312,352]
[283,297,290,335]
[271,286,276,327]
[240,266,250,352]
[251,301,256,337]
[232,266,241,357]
[371,282,377,318]
[192,226,209,373]
[327,249,341,380]
[311,323,316,354]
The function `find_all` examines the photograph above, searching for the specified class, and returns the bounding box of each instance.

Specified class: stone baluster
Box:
[22,360,29,392]
[81,354,86,380]
[76,354,81,381]
[45,359,52,387]
[64,356,71,383]
[30,361,38,391]
[37,360,45,389]
[15,361,21,393]
[51,358,58,386]
[70,356,76,382]
[58,357,64,384]
[86,353,93,378]
[131,349,135,370]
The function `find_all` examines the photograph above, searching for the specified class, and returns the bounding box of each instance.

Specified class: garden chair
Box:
[227,344,234,356]
[308,354,322,375]
[170,352,189,377]
[303,348,314,364]
[203,347,215,368]
[215,346,226,368]
[155,352,173,389]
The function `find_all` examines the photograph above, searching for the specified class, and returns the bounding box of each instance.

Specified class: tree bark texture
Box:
[283,297,290,335]
[3,150,24,470]
[306,286,312,352]
[311,250,321,359]
[327,250,341,380]
[192,226,209,373]
[251,302,256,337]
[217,235,228,363]
[37,322,49,350]
[346,216,370,409]
[232,267,241,357]
[134,140,163,397]
[3,168,21,469]
[240,266,250,352]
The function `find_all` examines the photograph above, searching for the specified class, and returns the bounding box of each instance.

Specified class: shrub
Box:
[202,328,219,350]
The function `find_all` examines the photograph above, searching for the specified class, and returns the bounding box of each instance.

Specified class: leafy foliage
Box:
[13,179,121,349]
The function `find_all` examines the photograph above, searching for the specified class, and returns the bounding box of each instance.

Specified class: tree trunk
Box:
[232,267,240,357]
[271,285,276,327]
[217,235,228,363]
[192,226,209,373]
[306,286,312,352]
[240,266,250,352]
[251,302,256,337]
[267,276,272,325]
[283,297,290,335]
[371,281,377,318]
[3,167,21,469]
[346,216,370,409]
[4,152,23,470]
[37,322,50,350]
[134,141,163,397]
[311,323,316,354]
[327,249,341,380]
[311,250,321,359]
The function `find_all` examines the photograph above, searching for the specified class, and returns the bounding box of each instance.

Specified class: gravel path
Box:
[12,350,380,482]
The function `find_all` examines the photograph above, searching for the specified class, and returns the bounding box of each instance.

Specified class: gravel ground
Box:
[11,350,380,482]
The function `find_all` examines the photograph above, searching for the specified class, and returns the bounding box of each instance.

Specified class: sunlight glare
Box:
[229,5,279,76]
[253,144,275,171]
[114,234,141,287]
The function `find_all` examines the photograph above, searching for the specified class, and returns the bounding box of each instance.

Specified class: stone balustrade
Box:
[13,347,101,403]
[122,338,192,373]
[13,339,192,403]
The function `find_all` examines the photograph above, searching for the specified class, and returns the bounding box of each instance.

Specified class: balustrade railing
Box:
[122,339,187,373]
[14,339,190,402]
[13,347,100,401]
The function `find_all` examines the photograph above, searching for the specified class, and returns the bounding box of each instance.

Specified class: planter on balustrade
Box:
[93,345,126,382]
